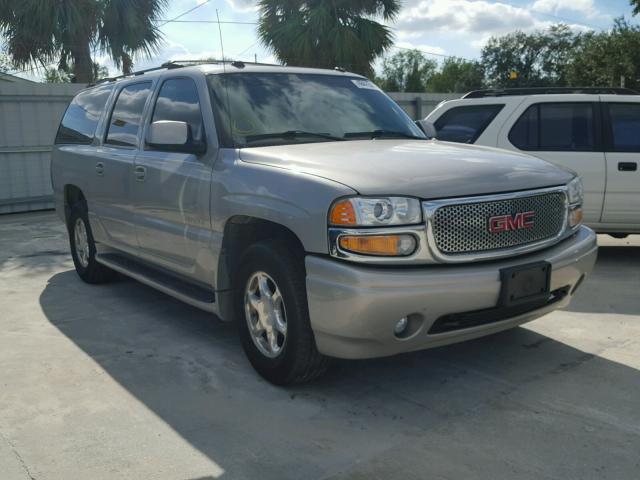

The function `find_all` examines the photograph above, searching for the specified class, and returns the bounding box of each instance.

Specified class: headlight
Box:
[329,196,422,227]
[567,177,583,205]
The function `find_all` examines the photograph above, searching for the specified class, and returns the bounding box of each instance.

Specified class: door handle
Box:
[95,162,104,176]
[618,162,637,172]
[134,166,146,182]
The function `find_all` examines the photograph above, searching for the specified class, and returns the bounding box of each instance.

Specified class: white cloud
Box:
[223,0,259,13]
[532,0,599,18]
[397,0,540,35]
[396,0,597,37]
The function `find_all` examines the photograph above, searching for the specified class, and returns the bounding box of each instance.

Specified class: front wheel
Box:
[235,239,330,385]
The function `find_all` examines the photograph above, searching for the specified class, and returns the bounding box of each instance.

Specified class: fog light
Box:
[569,206,583,227]
[394,317,408,335]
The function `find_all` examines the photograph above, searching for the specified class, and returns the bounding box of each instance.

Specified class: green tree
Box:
[0,0,166,83]
[481,25,579,88]
[0,53,11,73]
[257,0,400,77]
[427,58,485,93]
[377,49,437,92]
[44,62,109,83]
[567,18,640,90]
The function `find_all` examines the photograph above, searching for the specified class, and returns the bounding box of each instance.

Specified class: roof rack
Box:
[462,87,640,98]
[91,59,284,86]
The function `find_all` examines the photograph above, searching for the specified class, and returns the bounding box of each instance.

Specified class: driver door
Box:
[133,76,214,279]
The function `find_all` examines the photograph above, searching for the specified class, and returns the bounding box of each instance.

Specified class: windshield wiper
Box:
[245,130,345,143]
[344,130,426,140]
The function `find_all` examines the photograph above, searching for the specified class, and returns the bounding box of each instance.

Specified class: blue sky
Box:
[12,0,640,79]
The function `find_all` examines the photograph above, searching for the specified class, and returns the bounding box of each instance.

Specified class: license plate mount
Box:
[499,261,551,307]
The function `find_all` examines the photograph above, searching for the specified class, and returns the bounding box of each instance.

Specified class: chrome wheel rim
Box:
[74,217,90,268]
[244,271,287,358]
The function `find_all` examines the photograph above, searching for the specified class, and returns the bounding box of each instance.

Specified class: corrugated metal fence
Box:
[0,84,462,214]
[0,83,85,214]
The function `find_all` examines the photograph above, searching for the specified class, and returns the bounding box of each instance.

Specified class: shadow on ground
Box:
[38,247,640,479]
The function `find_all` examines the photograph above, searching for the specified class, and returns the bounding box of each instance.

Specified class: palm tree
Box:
[0,0,167,83]
[257,0,400,77]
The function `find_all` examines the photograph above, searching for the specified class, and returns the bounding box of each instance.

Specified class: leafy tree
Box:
[0,0,167,83]
[377,49,437,92]
[0,53,11,73]
[427,57,485,93]
[481,25,579,88]
[44,62,109,83]
[567,18,640,90]
[257,0,400,77]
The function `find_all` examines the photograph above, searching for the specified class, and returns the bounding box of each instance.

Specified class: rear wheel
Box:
[235,239,330,385]
[68,203,116,284]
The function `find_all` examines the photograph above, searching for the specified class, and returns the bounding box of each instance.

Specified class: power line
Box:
[159,20,258,25]
[390,45,473,61]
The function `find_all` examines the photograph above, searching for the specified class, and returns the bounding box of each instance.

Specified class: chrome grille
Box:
[431,191,567,255]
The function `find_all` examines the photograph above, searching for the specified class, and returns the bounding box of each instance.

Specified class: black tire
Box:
[235,239,330,385]
[68,203,116,284]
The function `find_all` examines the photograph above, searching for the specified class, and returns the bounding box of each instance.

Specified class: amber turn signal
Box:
[330,199,357,226]
[339,234,416,256]
[569,206,583,227]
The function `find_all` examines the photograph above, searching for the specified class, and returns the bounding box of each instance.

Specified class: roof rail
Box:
[462,87,640,98]
[91,59,286,86]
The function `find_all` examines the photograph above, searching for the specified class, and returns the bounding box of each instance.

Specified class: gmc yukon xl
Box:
[51,62,598,384]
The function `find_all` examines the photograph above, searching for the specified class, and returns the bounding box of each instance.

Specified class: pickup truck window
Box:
[509,102,595,151]
[434,104,503,143]
[606,103,640,152]
[55,84,113,145]
[105,82,152,147]
[151,78,204,143]
[207,73,424,148]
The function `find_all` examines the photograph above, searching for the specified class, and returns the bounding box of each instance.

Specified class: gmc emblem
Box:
[489,211,535,233]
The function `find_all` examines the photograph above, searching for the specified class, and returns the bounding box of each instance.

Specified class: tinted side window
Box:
[105,82,152,147]
[607,103,640,152]
[55,85,113,145]
[151,78,204,142]
[434,105,503,143]
[510,103,595,151]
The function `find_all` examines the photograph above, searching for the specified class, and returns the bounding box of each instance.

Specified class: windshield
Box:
[207,73,425,148]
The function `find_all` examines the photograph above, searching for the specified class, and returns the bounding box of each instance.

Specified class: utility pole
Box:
[621,75,626,88]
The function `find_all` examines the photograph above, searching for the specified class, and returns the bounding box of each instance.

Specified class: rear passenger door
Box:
[498,98,606,225]
[92,81,153,251]
[600,99,640,226]
[133,76,214,279]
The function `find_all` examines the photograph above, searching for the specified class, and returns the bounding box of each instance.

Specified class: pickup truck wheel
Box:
[68,204,116,284]
[236,239,330,385]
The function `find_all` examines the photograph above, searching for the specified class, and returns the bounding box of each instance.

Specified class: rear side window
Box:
[151,78,204,142]
[606,103,640,152]
[105,82,152,147]
[55,85,113,145]
[510,103,595,151]
[434,105,503,143]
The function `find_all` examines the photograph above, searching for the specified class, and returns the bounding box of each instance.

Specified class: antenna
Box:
[216,9,226,72]
[216,8,234,146]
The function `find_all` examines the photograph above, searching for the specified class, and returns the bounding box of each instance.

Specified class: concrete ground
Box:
[0,211,639,480]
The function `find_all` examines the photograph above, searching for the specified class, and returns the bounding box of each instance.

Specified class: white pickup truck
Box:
[426,87,640,237]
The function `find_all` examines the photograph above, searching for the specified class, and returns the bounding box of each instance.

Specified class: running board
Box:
[96,253,218,314]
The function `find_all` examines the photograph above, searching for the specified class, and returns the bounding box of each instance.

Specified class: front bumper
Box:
[305,225,597,359]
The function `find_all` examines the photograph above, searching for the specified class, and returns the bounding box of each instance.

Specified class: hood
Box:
[238,139,575,199]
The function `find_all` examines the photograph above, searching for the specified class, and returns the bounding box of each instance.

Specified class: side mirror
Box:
[147,120,206,155]
[416,119,437,139]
